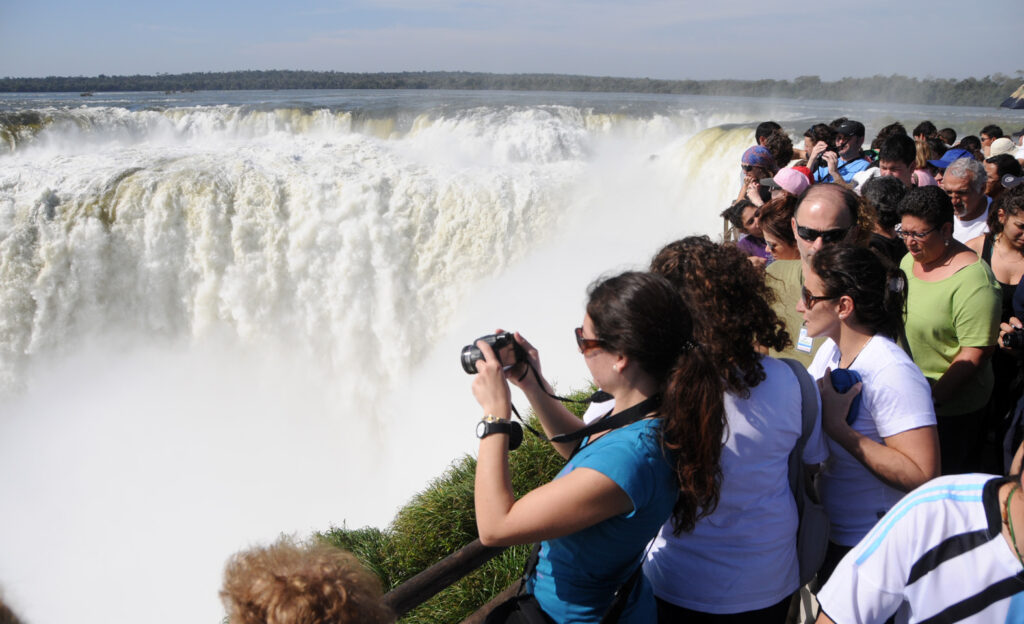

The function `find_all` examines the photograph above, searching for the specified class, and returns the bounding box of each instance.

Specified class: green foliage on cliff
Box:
[1,70,1021,108]
[318,388,594,623]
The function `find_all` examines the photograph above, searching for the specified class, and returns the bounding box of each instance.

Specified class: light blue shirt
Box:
[814,154,872,183]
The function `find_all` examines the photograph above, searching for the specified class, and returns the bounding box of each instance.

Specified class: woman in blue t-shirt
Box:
[470,271,727,622]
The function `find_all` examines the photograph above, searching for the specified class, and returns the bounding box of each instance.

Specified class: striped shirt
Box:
[817,474,1024,623]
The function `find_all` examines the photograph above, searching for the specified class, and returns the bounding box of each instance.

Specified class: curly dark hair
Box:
[861,175,907,231]
[898,185,954,229]
[221,538,394,624]
[764,129,795,170]
[991,184,1024,235]
[650,236,790,397]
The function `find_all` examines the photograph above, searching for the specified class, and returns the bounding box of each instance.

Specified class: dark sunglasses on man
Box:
[795,222,849,244]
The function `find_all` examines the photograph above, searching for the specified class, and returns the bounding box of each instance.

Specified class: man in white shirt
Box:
[815,473,1024,624]
[942,158,990,243]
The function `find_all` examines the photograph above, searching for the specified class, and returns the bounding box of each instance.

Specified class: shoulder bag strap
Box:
[780,358,817,508]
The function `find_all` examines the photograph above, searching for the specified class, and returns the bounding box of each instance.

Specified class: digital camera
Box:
[1004,327,1024,350]
[461,332,526,374]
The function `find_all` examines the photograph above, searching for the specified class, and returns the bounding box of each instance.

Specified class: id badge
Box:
[796,326,814,353]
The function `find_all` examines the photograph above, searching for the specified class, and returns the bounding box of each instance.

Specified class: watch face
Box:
[476,420,487,439]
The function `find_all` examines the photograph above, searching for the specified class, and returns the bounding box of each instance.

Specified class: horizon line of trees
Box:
[0,70,1021,108]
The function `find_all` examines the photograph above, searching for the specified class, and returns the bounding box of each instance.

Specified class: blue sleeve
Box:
[573,424,663,516]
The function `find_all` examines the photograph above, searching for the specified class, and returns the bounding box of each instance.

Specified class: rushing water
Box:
[0,89,1020,623]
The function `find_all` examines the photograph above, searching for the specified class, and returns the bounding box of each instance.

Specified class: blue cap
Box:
[927,148,974,170]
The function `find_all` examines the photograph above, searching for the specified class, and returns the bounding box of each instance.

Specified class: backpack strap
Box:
[780,358,818,510]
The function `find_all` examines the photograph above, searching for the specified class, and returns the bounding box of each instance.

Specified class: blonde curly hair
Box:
[221,538,393,624]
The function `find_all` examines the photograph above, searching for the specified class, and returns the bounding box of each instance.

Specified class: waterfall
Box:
[0,94,764,624]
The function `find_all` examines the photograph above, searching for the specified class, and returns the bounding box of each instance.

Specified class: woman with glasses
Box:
[470,271,726,623]
[897,186,1001,474]
[799,244,940,582]
[644,238,828,623]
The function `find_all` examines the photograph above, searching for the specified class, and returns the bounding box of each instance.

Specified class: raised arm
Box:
[471,340,631,546]
[504,332,590,458]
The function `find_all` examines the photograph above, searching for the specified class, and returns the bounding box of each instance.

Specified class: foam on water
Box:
[0,97,758,623]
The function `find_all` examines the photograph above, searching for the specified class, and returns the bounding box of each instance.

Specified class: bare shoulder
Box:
[965,234,985,256]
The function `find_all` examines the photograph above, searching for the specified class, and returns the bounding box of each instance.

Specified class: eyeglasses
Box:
[742,165,755,172]
[795,222,850,244]
[575,327,608,353]
[801,286,838,309]
[894,225,937,240]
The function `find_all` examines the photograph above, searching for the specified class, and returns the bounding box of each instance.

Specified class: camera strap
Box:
[550,394,662,451]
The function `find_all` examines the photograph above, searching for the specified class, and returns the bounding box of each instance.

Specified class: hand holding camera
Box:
[1000,318,1024,350]
[469,338,513,422]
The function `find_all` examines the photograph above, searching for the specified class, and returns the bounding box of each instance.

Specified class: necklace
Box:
[840,334,872,369]
[1004,484,1024,568]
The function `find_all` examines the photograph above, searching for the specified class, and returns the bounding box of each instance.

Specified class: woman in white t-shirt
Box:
[644,237,829,623]
[800,244,941,583]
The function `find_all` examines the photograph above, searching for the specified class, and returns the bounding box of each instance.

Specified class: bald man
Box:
[765,184,860,365]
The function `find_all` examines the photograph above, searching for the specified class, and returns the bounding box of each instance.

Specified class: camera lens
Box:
[1005,329,1024,350]
[461,345,483,374]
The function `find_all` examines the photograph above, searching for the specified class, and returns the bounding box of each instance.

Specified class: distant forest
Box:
[1,70,1021,108]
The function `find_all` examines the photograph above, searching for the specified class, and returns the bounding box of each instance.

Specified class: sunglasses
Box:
[795,222,849,244]
[801,286,837,309]
[575,327,608,353]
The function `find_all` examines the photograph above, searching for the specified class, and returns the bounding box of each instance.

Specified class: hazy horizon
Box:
[2,0,1022,81]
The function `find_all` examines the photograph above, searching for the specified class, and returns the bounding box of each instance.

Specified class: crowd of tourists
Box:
[459,119,1024,624]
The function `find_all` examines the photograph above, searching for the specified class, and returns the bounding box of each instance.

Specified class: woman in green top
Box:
[896,186,1002,474]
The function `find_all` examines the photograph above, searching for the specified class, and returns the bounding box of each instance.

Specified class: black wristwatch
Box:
[476,415,523,450]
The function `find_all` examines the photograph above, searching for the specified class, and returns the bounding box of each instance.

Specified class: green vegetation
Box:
[318,389,594,623]
[0,70,1021,107]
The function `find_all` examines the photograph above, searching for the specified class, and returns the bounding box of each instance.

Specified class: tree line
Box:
[0,70,1020,108]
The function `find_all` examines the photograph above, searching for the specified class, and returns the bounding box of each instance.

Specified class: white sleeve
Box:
[865,361,936,438]
[817,544,905,624]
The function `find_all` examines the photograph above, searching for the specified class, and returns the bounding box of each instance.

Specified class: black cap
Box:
[835,120,865,137]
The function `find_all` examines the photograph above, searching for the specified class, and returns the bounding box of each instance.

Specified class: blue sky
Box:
[2,0,1022,80]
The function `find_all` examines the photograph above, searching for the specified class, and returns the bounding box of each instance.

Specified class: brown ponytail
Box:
[661,345,726,533]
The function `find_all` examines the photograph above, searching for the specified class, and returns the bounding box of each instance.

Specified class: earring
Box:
[613,364,622,373]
